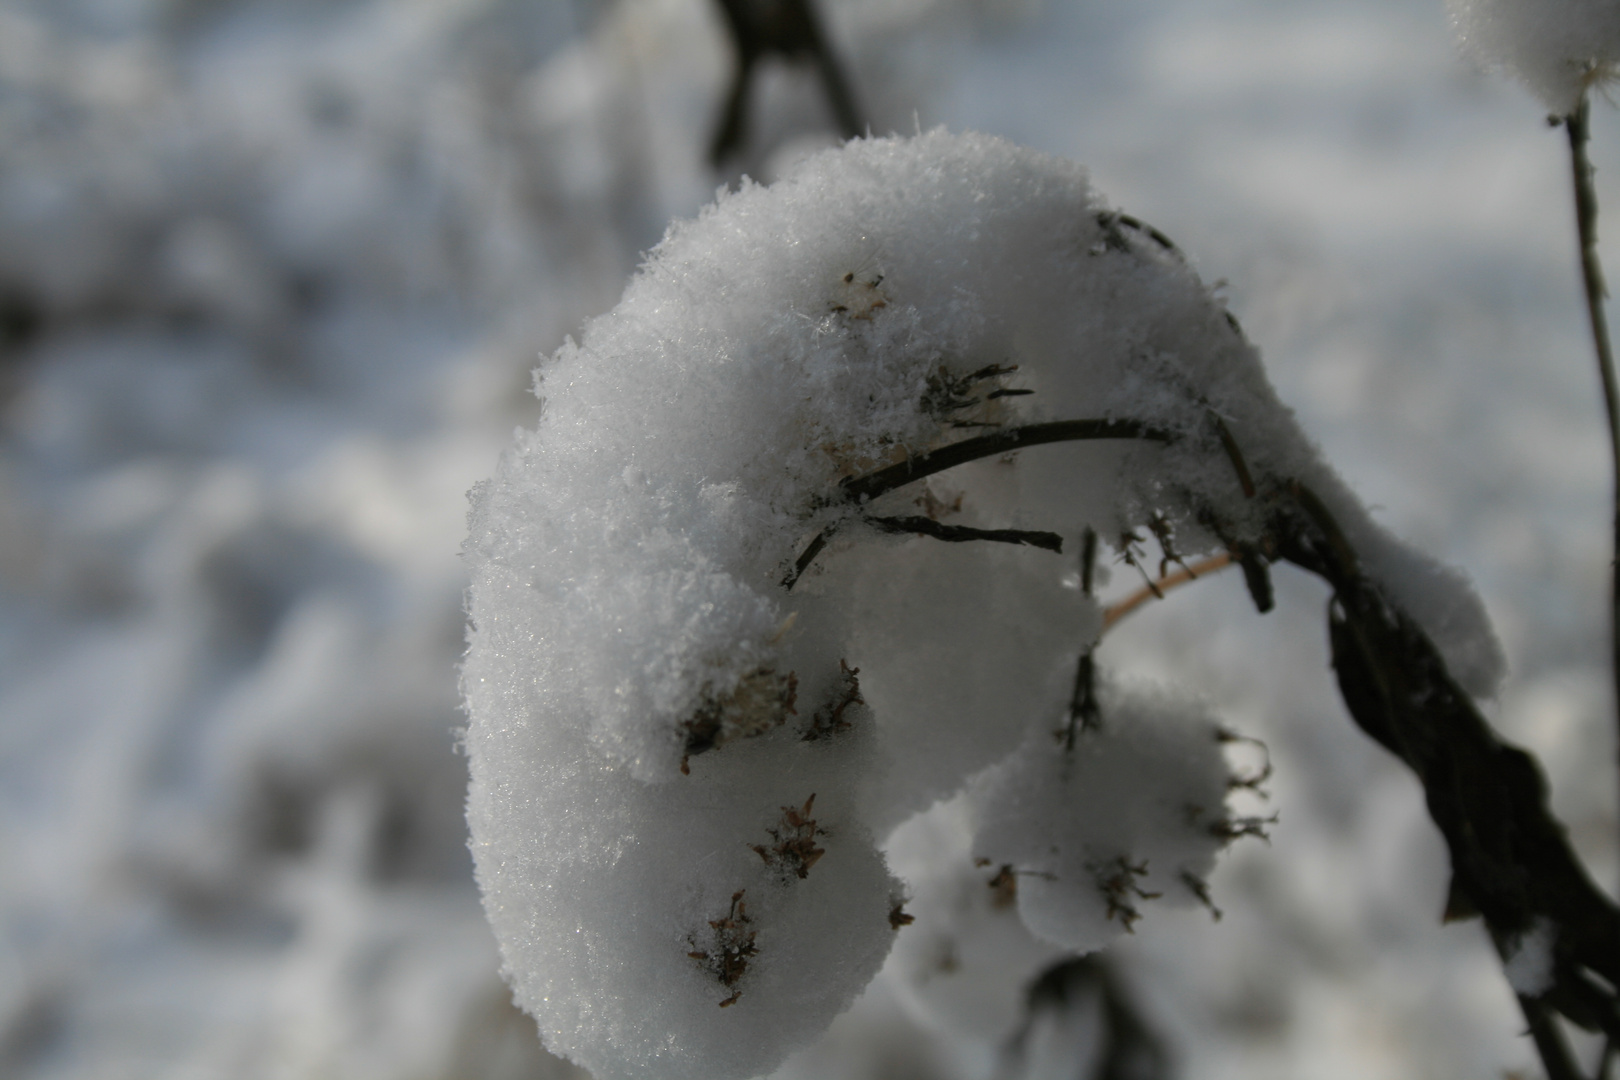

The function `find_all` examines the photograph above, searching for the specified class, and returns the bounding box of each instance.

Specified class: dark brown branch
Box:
[863,514,1064,552]
[1521,994,1587,1080]
[782,419,1172,590]
[837,419,1174,506]
[1211,413,1256,498]
[1066,651,1099,750]
[782,527,832,589]
[1275,494,1620,1030]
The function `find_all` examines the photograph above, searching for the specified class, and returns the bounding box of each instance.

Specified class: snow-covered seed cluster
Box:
[1448,0,1620,113]
[461,130,1503,1080]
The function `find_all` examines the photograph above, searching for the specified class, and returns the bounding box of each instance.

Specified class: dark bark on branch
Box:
[836,419,1174,506]
[782,418,1171,589]
[1275,494,1620,1068]
[863,514,1065,552]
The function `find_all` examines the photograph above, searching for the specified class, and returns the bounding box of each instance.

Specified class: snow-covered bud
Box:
[1448,0,1620,114]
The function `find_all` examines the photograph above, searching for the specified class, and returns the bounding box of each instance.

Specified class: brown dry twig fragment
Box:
[680,668,799,774]
[1116,531,1163,598]
[1100,552,1236,633]
[688,891,759,1007]
[802,660,862,741]
[1096,856,1161,932]
[1181,871,1223,922]
[987,864,1019,910]
[1208,813,1278,844]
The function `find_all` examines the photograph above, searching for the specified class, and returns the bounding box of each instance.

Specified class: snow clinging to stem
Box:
[460,130,1503,1080]
[1448,0,1620,113]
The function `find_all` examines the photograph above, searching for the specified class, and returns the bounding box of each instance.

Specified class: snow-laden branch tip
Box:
[460,129,1503,1080]
[1447,0,1620,114]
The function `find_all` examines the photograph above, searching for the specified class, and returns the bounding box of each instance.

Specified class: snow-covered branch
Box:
[461,129,1525,1079]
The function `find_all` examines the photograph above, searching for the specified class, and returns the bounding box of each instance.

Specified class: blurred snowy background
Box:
[0,0,1615,1077]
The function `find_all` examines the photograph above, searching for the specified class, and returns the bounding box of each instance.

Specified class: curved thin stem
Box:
[863,515,1064,552]
[1101,552,1235,633]
[836,419,1174,506]
[783,418,1173,588]
[1567,96,1620,827]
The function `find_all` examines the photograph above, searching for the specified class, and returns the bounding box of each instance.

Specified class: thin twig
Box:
[1521,994,1588,1080]
[862,515,1064,552]
[1566,94,1620,832]
[1210,413,1256,498]
[1065,528,1103,750]
[783,418,1173,589]
[1101,552,1236,633]
[837,418,1174,506]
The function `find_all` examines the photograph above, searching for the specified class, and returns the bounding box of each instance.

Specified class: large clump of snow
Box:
[462,129,1505,1080]
[1447,0,1620,113]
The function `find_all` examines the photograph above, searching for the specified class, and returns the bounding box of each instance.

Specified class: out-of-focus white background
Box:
[0,1,1615,1077]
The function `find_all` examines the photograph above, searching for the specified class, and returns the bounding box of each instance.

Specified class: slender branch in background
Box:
[998,955,1171,1080]
[708,0,864,165]
[1565,95,1620,834]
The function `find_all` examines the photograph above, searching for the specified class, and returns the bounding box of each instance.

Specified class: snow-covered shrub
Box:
[1447,0,1620,113]
[461,128,1504,1080]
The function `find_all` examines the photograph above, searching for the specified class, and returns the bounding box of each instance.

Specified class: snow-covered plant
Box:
[461,129,1615,1080]
[1447,0,1619,114]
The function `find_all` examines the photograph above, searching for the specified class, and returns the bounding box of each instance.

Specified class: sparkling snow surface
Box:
[1,0,1617,1079]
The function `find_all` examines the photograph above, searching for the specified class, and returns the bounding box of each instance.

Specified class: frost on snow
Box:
[461,129,1504,1080]
[1448,0,1620,113]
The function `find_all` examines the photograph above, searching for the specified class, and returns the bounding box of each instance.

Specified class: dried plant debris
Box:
[689,891,759,1007]
[986,863,1019,911]
[681,668,799,774]
[1217,727,1273,797]
[752,795,828,881]
[1095,857,1162,933]
[1208,813,1278,844]
[801,661,864,742]
[888,894,915,930]
[830,271,888,320]
[1181,871,1223,922]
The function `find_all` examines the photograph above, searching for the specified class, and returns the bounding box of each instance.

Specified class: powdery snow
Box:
[462,129,1504,1079]
[1448,0,1620,113]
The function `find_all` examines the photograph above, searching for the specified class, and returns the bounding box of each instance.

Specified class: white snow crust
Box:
[462,128,1506,1079]
[1448,0,1620,112]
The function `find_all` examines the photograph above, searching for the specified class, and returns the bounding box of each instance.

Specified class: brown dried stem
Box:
[1100,552,1236,633]
[1565,94,1620,837]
